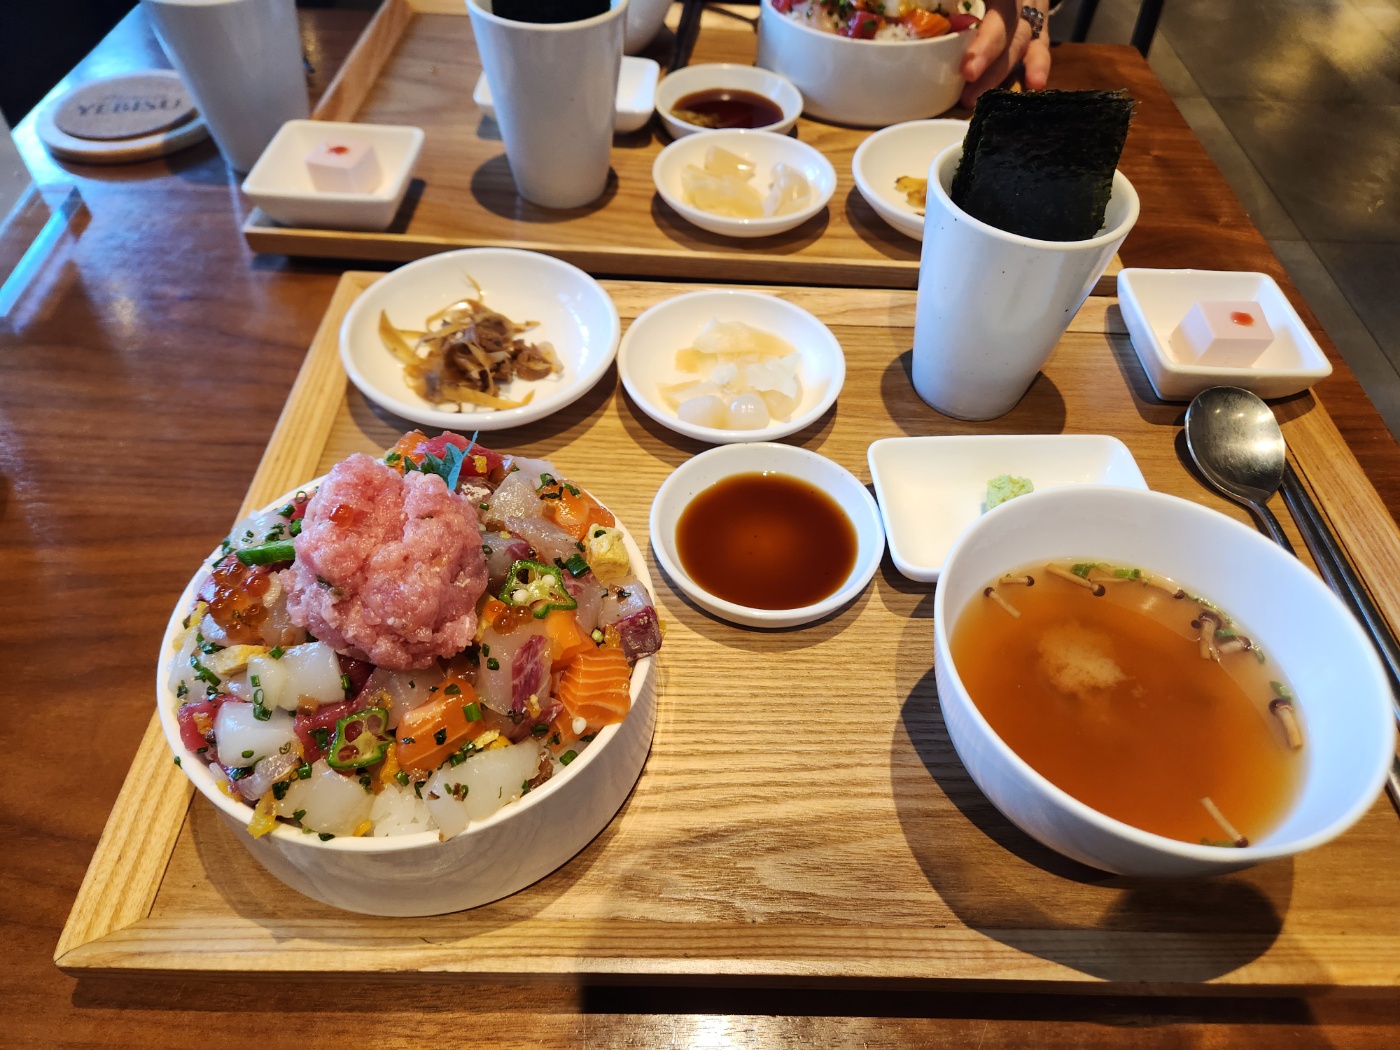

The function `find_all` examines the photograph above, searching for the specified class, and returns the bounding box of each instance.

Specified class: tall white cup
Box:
[912,144,1140,420]
[141,0,310,172]
[468,0,626,209]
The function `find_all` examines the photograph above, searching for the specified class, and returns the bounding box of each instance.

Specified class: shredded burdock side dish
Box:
[379,280,563,411]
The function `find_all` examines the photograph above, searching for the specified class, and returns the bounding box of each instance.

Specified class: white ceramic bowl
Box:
[158,478,658,916]
[618,289,845,444]
[650,442,885,628]
[867,434,1147,582]
[652,128,836,238]
[1117,268,1333,402]
[472,56,660,134]
[934,486,1395,877]
[755,1,981,127]
[339,248,621,431]
[851,118,967,240]
[242,120,424,231]
[654,62,803,139]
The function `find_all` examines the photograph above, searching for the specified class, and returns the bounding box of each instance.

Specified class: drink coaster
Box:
[53,72,196,140]
[37,70,211,165]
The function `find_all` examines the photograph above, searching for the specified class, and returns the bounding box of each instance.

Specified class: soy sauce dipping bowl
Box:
[650,442,885,629]
[934,486,1395,877]
[654,63,802,139]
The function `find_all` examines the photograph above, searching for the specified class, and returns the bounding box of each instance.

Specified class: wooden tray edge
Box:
[55,272,370,972]
[313,0,416,124]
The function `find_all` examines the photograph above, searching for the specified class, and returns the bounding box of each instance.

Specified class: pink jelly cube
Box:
[305,140,382,193]
[1168,300,1275,366]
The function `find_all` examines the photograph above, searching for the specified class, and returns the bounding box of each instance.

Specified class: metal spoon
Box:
[1186,385,1400,811]
[1184,386,1294,552]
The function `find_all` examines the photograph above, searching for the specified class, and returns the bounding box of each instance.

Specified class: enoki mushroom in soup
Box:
[957,561,1305,847]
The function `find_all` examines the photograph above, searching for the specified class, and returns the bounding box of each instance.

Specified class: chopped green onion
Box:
[560,750,578,765]
[463,701,482,722]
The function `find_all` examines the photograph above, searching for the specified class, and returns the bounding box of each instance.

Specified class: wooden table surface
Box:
[3,5,1399,1047]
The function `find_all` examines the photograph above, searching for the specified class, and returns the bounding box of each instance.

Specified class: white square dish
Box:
[867,434,1148,583]
[1117,268,1332,401]
[242,120,424,232]
[473,56,660,134]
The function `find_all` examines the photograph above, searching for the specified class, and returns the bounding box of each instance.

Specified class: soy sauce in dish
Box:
[671,89,784,130]
[675,472,857,609]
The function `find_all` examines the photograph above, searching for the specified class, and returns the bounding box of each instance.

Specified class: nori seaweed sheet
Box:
[492,0,609,23]
[951,89,1135,242]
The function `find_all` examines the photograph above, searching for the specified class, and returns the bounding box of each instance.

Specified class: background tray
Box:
[241,0,1121,291]
[56,273,1400,991]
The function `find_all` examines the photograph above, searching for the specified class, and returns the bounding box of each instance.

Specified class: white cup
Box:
[468,0,627,209]
[141,0,309,173]
[912,144,1140,420]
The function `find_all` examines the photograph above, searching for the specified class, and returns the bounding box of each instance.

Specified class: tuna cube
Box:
[1168,300,1274,366]
[306,140,382,193]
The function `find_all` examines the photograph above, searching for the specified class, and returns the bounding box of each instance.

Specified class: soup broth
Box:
[951,562,1304,847]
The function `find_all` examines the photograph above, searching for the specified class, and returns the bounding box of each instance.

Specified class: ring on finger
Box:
[1019,4,1045,40]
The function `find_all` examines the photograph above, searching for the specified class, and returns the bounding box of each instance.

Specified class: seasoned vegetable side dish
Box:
[379,284,564,411]
[167,432,662,842]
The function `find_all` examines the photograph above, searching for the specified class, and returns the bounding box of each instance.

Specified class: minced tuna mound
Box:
[283,454,487,669]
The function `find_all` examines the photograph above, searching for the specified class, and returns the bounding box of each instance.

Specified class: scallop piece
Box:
[213,703,299,767]
[247,640,344,712]
[275,759,375,836]
[422,740,543,839]
[677,394,731,430]
[681,164,764,219]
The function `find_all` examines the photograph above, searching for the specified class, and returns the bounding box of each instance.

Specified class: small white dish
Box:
[851,118,967,241]
[653,128,837,238]
[472,56,660,134]
[867,435,1148,583]
[650,442,885,628]
[653,62,802,139]
[618,289,845,444]
[242,120,424,231]
[1117,268,1333,402]
[339,247,620,431]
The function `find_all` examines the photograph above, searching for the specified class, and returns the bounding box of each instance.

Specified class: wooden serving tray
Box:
[241,0,1119,292]
[57,273,1400,992]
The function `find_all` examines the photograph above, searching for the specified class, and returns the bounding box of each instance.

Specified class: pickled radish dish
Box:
[682,145,811,220]
[166,431,661,843]
[659,318,804,431]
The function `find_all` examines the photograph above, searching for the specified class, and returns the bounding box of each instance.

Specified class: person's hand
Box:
[959,0,1052,107]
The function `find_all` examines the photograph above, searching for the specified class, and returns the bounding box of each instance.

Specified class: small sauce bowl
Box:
[650,442,885,628]
[655,62,802,139]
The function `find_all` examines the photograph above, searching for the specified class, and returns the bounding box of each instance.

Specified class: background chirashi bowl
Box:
[755,0,984,127]
[157,480,658,916]
[932,485,1395,878]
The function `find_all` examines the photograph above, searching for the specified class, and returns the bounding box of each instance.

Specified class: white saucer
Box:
[473,56,660,134]
[867,435,1148,583]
